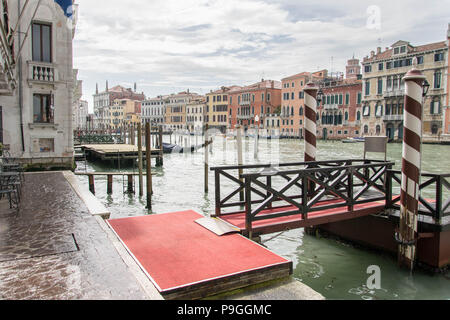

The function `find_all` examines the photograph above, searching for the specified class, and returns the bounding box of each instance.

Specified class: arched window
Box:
[299,107,303,116]
[364,125,369,134]
[376,125,381,135]
[357,111,361,121]
[345,112,349,121]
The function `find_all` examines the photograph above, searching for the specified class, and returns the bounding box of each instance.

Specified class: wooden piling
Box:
[127,174,134,193]
[146,122,152,209]
[158,126,163,166]
[254,125,259,159]
[236,125,244,202]
[204,124,209,193]
[88,174,95,195]
[107,174,113,194]
[138,123,144,197]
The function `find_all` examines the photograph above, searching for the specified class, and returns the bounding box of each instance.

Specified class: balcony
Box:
[28,61,58,85]
[324,104,338,110]
[0,24,16,95]
[237,113,254,120]
[383,89,404,98]
[383,114,403,122]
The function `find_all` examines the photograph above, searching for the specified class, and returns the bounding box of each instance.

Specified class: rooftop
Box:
[363,40,447,63]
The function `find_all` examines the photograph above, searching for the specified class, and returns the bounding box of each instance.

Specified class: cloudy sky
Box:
[73,0,450,111]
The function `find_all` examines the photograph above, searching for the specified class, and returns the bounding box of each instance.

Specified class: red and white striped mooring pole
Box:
[304,83,319,163]
[398,66,426,270]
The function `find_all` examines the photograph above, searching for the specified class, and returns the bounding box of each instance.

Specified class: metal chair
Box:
[0,176,20,210]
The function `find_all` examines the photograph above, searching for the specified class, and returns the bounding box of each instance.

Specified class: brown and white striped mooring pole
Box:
[303,83,319,163]
[397,67,426,271]
[303,83,319,198]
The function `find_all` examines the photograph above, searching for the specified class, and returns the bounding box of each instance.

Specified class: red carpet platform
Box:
[107,210,292,299]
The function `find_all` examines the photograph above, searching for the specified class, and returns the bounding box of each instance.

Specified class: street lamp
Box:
[422,79,430,97]
[317,88,324,105]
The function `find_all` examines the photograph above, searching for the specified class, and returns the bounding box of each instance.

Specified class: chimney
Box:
[370,51,375,58]
[271,80,274,89]
[95,83,98,94]
[377,47,381,54]
[106,80,109,92]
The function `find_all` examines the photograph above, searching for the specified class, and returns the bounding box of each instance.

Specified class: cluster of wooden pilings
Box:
[79,123,162,210]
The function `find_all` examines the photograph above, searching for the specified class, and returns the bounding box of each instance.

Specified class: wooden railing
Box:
[386,170,450,223]
[211,159,393,220]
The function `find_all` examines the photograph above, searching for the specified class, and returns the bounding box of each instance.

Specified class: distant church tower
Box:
[346,55,361,79]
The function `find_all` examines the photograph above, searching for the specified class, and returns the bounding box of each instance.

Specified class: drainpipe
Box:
[18,0,25,152]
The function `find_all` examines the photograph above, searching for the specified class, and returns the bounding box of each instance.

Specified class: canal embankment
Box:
[0,171,324,300]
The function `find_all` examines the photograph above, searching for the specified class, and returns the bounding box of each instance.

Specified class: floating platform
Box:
[107,210,292,300]
[81,144,163,161]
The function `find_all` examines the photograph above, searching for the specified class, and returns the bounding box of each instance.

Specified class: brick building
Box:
[228,79,281,130]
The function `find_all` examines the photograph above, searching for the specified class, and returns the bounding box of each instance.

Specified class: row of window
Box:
[365,71,442,96]
[283,91,305,101]
[282,81,304,89]
[364,52,444,74]
[206,95,228,103]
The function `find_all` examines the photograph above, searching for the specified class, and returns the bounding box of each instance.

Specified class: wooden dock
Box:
[107,210,292,300]
[81,144,163,164]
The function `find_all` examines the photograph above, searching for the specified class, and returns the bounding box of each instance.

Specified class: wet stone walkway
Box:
[0,172,149,300]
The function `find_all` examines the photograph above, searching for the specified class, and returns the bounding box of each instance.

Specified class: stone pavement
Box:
[0,172,153,300]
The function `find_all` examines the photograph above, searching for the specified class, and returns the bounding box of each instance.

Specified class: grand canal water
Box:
[75,135,450,300]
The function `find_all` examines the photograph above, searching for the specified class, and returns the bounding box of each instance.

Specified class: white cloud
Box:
[73,0,450,110]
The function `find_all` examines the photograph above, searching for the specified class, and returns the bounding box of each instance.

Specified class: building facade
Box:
[280,70,328,138]
[74,100,88,130]
[186,97,206,133]
[93,83,145,130]
[228,79,281,130]
[206,87,234,133]
[317,76,363,140]
[141,95,166,126]
[0,0,78,169]
[361,33,449,142]
[164,91,199,131]
[110,98,141,130]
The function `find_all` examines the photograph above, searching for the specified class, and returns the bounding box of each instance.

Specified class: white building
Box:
[141,95,166,126]
[0,0,77,170]
[74,100,88,130]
